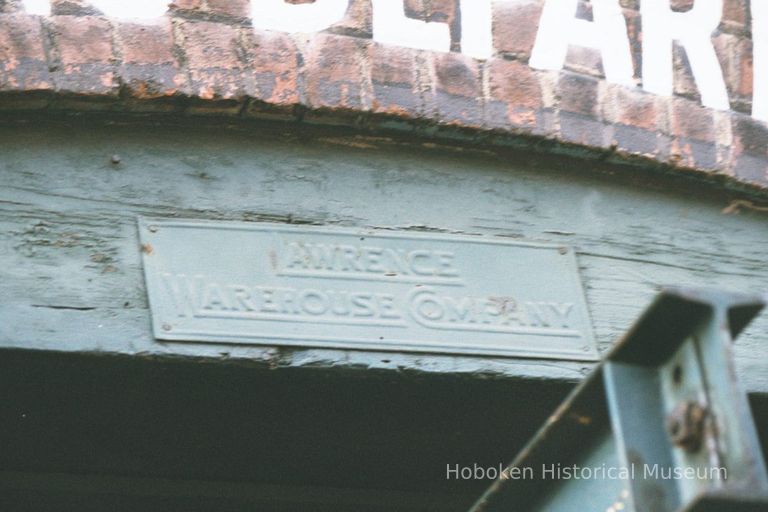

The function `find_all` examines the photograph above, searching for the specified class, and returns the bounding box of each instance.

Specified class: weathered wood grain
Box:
[0,120,766,390]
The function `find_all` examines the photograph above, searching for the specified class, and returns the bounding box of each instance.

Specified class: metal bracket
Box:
[470,288,768,512]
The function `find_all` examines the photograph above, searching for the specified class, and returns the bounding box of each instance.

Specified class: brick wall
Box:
[1,0,768,190]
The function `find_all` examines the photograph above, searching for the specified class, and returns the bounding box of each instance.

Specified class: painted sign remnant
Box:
[19,0,768,119]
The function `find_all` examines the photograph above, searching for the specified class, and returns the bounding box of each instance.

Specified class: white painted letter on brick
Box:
[371,0,451,53]
[252,0,349,34]
[460,0,493,59]
[23,0,168,18]
[89,0,167,19]
[641,0,729,110]
[752,1,768,121]
[21,0,50,16]
[529,0,635,86]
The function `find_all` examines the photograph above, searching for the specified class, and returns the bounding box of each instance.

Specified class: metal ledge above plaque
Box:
[138,218,599,361]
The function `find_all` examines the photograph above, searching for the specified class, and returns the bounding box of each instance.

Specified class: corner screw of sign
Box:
[110,154,121,165]
[666,400,708,453]
[559,247,569,255]
[148,225,159,233]
[162,323,172,332]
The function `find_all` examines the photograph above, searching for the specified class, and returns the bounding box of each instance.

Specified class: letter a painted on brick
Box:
[371,0,451,53]
[641,0,729,110]
[530,0,635,86]
[252,0,349,34]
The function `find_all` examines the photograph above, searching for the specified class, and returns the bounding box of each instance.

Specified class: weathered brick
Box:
[671,137,718,170]
[303,33,369,111]
[369,42,422,118]
[486,58,541,129]
[492,0,543,61]
[613,124,660,157]
[564,46,604,79]
[0,13,52,93]
[558,72,600,117]
[169,0,203,10]
[205,0,250,19]
[733,37,754,111]
[623,8,642,80]
[404,0,459,49]
[670,97,715,142]
[733,154,768,183]
[712,32,752,113]
[328,0,371,38]
[0,1,23,14]
[433,51,482,127]
[49,15,118,96]
[178,20,252,101]
[672,44,700,103]
[244,29,300,108]
[51,0,101,16]
[722,0,748,32]
[732,115,768,156]
[117,19,186,101]
[169,0,249,20]
[602,83,659,131]
[559,111,611,149]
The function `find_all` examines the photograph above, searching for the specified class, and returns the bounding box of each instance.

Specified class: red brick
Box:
[603,83,659,130]
[486,58,541,129]
[170,0,249,19]
[492,0,543,61]
[722,0,748,28]
[670,97,715,141]
[559,110,612,149]
[178,20,251,101]
[303,33,369,111]
[0,13,52,92]
[328,0,372,38]
[49,15,118,95]
[623,8,642,79]
[404,0,459,48]
[564,46,604,79]
[717,35,753,111]
[51,0,101,16]
[434,51,479,97]
[369,42,422,118]
[204,0,250,19]
[404,0,458,24]
[432,51,482,126]
[244,29,300,107]
[738,39,754,101]
[732,114,768,156]
[671,44,700,103]
[169,0,203,10]
[117,19,186,100]
[558,72,600,117]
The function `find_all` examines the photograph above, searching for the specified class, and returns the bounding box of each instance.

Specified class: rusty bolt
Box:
[666,401,708,453]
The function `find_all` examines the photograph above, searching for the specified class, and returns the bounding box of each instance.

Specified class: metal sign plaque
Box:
[138,218,599,361]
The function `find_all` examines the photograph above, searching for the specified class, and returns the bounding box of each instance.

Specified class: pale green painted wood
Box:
[0,121,766,390]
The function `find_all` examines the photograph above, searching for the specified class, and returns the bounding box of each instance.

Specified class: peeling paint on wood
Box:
[0,121,766,391]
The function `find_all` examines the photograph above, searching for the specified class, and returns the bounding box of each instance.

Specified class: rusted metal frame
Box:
[470,288,768,511]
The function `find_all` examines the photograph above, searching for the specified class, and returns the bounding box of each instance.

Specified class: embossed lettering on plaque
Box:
[138,218,599,361]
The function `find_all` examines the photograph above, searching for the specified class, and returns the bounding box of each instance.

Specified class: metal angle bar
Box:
[469,287,768,512]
